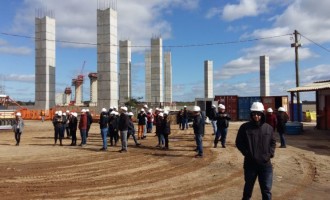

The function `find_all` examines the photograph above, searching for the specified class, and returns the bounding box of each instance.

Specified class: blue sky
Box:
[0,0,330,102]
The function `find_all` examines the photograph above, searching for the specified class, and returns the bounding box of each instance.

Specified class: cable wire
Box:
[300,33,330,53]
[0,32,291,48]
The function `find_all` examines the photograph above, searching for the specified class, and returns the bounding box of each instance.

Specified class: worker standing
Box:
[265,108,277,131]
[192,106,204,158]
[127,112,141,146]
[12,112,24,146]
[79,109,88,146]
[69,112,78,146]
[118,106,129,153]
[99,108,109,151]
[236,102,276,200]
[209,105,217,135]
[86,109,93,139]
[214,104,231,148]
[276,107,289,148]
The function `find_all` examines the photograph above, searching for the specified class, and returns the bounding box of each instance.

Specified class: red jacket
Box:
[266,113,277,130]
[79,113,88,130]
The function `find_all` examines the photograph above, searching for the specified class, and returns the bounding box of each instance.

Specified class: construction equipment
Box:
[0,94,16,130]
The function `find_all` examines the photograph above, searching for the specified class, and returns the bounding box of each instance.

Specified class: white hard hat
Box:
[184,105,187,108]
[140,108,145,112]
[81,109,86,113]
[86,109,90,112]
[250,102,264,112]
[212,104,216,108]
[128,112,134,116]
[143,104,148,108]
[66,110,70,113]
[63,112,66,116]
[55,111,59,115]
[158,113,164,117]
[113,106,117,109]
[278,107,285,112]
[115,111,119,116]
[109,106,113,109]
[193,106,201,112]
[148,109,152,113]
[110,111,116,115]
[121,106,128,111]
[101,108,107,112]
[155,107,159,111]
[218,104,225,109]
[16,112,21,117]
[163,110,169,115]
[73,112,78,117]
[267,108,273,113]
[58,111,63,115]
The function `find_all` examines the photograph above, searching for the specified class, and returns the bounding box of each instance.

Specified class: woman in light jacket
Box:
[12,112,24,146]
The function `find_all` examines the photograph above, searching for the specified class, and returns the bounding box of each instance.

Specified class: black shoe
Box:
[279,145,286,148]
[100,147,107,151]
[136,143,141,146]
[194,148,198,152]
[195,154,203,158]
[119,149,127,153]
[222,145,226,148]
[15,143,19,146]
[214,143,217,148]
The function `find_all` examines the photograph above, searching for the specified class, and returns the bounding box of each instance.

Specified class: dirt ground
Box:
[0,120,329,200]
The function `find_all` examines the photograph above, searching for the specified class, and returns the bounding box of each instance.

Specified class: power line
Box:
[0,32,291,48]
[299,33,330,53]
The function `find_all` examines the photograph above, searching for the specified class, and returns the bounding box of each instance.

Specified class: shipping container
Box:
[214,95,238,121]
[262,95,289,118]
[238,96,261,120]
[195,98,217,120]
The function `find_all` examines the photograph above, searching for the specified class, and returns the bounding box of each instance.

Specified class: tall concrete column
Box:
[119,40,131,104]
[145,51,151,103]
[64,87,71,105]
[89,73,98,107]
[97,6,118,109]
[72,76,84,106]
[204,60,213,98]
[164,51,172,104]
[260,55,270,96]
[35,15,55,110]
[150,37,163,105]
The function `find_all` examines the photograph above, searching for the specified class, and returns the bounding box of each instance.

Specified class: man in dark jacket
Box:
[86,109,93,138]
[209,105,217,135]
[276,107,289,148]
[192,106,204,158]
[118,106,130,152]
[99,108,109,151]
[214,104,231,148]
[236,102,276,200]
[69,112,78,146]
[79,109,88,146]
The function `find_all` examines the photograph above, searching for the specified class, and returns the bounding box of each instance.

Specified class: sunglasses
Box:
[251,111,263,116]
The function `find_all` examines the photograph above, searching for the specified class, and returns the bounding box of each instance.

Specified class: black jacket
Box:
[118,113,130,131]
[209,108,217,121]
[236,113,276,166]
[216,112,231,129]
[162,117,171,135]
[276,112,289,133]
[87,112,93,126]
[137,112,147,125]
[193,113,204,136]
[69,116,78,131]
[99,112,109,129]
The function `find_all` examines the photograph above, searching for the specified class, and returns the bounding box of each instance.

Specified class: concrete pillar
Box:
[145,51,151,103]
[97,7,118,109]
[260,55,270,96]
[150,37,163,106]
[72,76,84,106]
[164,51,172,104]
[119,40,131,104]
[204,60,213,99]
[64,87,72,105]
[35,15,56,110]
[88,73,98,107]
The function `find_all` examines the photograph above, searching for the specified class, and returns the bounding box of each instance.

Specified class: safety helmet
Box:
[66,110,70,113]
[55,111,59,115]
[218,104,225,109]
[193,106,201,112]
[267,108,273,113]
[101,108,107,112]
[140,108,145,112]
[158,113,164,117]
[121,106,128,111]
[86,109,90,112]
[58,111,63,115]
[81,109,86,113]
[184,105,187,108]
[278,107,285,112]
[110,111,116,115]
[163,110,169,115]
[63,112,66,116]
[16,112,21,117]
[143,104,148,108]
[212,104,216,108]
[155,107,159,111]
[128,112,134,116]
[250,102,264,112]
[73,112,78,117]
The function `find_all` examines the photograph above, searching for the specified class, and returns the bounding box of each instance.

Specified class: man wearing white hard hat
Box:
[265,108,277,131]
[108,111,119,146]
[137,108,147,140]
[214,104,231,148]
[181,106,188,130]
[53,111,64,146]
[79,109,88,146]
[127,112,141,146]
[118,106,129,152]
[12,112,24,146]
[236,102,276,200]
[276,107,289,148]
[69,112,78,146]
[86,109,93,139]
[192,106,204,158]
[209,104,217,136]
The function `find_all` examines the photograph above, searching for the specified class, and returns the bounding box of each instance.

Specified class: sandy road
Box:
[0,120,329,199]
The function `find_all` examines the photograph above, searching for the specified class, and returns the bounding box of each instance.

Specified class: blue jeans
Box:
[80,129,87,145]
[181,118,188,130]
[243,162,273,200]
[101,128,108,149]
[120,130,128,150]
[195,134,203,156]
[158,133,165,145]
[211,120,217,135]
[278,132,286,147]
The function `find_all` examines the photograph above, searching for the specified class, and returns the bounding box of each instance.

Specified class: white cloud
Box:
[301,64,330,83]
[5,74,35,82]
[11,0,199,49]
[205,7,221,19]
[222,0,269,21]
[0,39,32,55]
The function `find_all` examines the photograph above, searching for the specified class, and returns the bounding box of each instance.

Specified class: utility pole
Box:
[291,30,302,122]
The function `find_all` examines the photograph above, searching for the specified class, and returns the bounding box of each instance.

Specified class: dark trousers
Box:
[242,162,273,200]
[214,128,228,147]
[15,130,21,144]
[278,132,286,147]
[71,129,77,145]
[86,125,91,138]
[195,133,203,156]
[54,126,63,144]
[66,126,71,137]
[109,131,119,146]
[164,134,169,148]
[127,130,139,145]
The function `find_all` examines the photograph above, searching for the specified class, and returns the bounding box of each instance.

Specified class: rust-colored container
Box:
[214,95,238,121]
[261,96,289,118]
